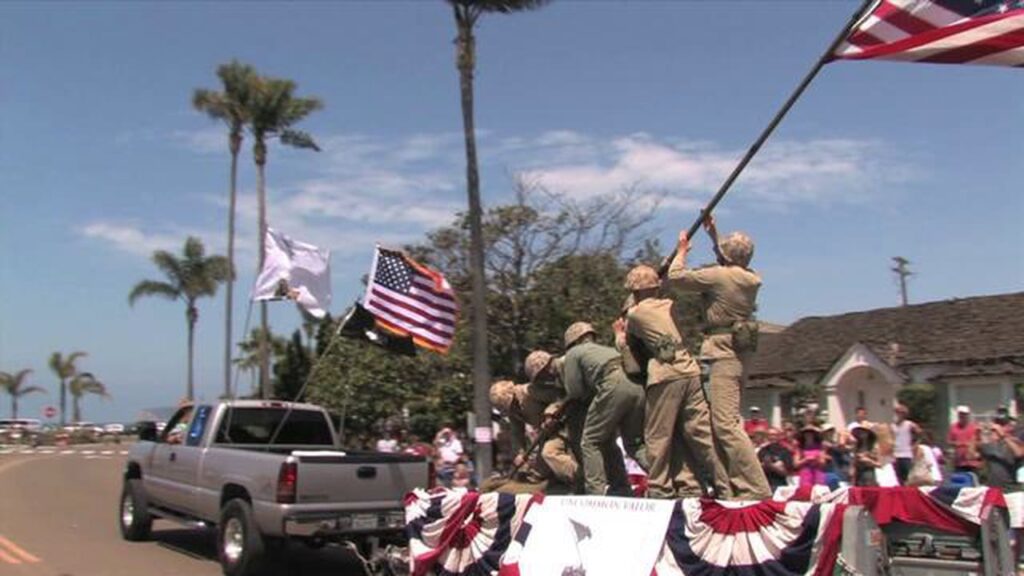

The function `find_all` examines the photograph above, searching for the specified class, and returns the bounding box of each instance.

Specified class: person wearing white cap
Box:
[946,405,982,473]
[743,406,768,437]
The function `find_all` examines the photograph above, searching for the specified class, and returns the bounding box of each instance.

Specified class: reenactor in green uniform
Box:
[614,264,726,499]
[528,325,646,496]
[666,216,771,500]
[485,379,578,494]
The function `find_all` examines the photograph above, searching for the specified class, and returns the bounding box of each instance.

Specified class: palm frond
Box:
[128,280,180,305]
[280,129,320,151]
[151,250,184,286]
[13,385,45,398]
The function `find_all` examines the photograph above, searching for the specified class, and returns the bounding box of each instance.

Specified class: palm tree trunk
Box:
[224,132,241,400]
[187,303,197,401]
[455,8,493,479]
[255,140,270,400]
[11,396,17,420]
[59,378,66,427]
[73,396,81,423]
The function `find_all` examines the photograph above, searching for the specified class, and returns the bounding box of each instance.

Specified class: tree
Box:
[0,369,44,419]
[49,351,86,426]
[234,328,287,398]
[193,60,259,400]
[246,75,322,399]
[448,0,551,481]
[68,372,108,423]
[128,237,232,401]
[273,330,312,401]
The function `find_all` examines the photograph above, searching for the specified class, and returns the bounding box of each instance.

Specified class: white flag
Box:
[252,228,331,318]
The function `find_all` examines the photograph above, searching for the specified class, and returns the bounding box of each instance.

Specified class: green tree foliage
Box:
[0,369,44,419]
[897,382,937,430]
[48,351,87,426]
[234,328,287,398]
[273,330,312,402]
[68,372,109,423]
[128,237,232,401]
[305,181,656,444]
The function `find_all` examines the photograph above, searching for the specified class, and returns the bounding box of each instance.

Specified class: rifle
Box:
[508,406,567,478]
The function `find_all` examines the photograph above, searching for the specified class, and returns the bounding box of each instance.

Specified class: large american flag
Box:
[833,0,1024,66]
[363,247,458,354]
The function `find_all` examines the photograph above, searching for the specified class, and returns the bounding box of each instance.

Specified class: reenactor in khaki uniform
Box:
[529,325,646,496]
[666,216,771,500]
[615,265,726,499]
[485,379,578,494]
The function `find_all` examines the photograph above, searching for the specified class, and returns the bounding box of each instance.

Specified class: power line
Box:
[891,256,912,307]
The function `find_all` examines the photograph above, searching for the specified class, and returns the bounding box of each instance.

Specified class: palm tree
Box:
[234,328,286,397]
[128,237,232,401]
[193,60,259,401]
[246,75,322,399]
[0,369,44,419]
[49,351,87,426]
[447,0,550,479]
[68,372,109,423]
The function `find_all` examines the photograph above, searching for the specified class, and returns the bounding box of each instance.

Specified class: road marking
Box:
[39,449,55,454]
[80,450,95,455]
[0,450,12,455]
[0,535,40,564]
[60,450,74,454]
[101,450,114,455]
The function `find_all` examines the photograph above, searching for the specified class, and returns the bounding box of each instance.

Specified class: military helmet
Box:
[624,264,660,291]
[524,350,554,382]
[563,321,596,349]
[718,231,754,268]
[489,380,516,412]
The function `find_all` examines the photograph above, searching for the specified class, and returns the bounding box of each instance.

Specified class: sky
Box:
[1,1,1021,424]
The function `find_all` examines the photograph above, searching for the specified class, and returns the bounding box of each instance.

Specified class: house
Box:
[743,292,1024,441]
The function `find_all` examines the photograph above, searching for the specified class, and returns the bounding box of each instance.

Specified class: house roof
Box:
[749,292,1024,378]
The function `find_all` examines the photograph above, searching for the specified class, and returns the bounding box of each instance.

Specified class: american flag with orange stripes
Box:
[363,246,458,354]
[832,0,1024,66]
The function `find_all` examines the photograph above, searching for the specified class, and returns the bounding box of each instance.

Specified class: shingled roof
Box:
[749,292,1024,379]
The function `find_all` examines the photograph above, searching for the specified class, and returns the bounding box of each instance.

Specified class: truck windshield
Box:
[215,408,333,446]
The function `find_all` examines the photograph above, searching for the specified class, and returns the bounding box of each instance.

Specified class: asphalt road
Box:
[0,445,372,576]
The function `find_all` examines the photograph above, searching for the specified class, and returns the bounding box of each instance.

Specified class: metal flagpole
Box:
[659,0,877,276]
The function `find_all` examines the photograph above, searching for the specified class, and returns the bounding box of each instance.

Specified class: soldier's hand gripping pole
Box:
[656,0,876,279]
[509,404,567,477]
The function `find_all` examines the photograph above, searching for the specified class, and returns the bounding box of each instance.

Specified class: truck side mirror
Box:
[138,421,158,442]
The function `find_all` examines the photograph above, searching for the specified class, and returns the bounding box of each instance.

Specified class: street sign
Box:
[43,405,57,419]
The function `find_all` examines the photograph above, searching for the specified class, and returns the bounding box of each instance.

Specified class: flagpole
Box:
[659,0,876,276]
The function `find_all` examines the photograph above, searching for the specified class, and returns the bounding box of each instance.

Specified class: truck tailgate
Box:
[294,451,428,507]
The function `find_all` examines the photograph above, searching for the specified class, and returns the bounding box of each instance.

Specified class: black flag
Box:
[337,302,417,357]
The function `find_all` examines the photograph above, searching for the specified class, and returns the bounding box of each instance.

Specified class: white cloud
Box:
[79,222,211,257]
[87,129,916,264]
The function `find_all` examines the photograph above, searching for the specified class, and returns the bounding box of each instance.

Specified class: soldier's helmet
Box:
[524,350,553,382]
[489,380,516,412]
[718,232,755,268]
[563,321,596,350]
[624,264,660,291]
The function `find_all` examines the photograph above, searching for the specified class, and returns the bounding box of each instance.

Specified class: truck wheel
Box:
[119,478,152,541]
[218,499,265,576]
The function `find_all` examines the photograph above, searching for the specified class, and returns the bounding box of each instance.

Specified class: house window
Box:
[857,390,866,409]
[953,382,1007,423]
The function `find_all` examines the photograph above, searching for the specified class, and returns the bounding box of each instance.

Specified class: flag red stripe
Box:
[372,313,452,349]
[369,285,456,329]
[409,278,458,312]
[373,282,457,322]
[411,270,455,299]
[872,2,937,36]
[919,28,1024,63]
[847,29,887,47]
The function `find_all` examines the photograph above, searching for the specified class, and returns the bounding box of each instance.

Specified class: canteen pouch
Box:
[731,319,759,353]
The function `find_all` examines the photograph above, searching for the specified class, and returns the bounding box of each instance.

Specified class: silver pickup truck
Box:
[119,400,430,576]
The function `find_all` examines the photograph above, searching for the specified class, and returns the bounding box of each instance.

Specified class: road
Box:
[0,444,372,576]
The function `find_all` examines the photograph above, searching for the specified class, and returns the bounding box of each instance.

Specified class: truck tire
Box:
[218,499,265,576]
[119,479,152,541]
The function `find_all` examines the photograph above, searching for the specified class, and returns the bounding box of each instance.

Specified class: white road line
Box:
[39,449,55,454]
[60,450,74,455]
[80,450,95,455]
[101,450,114,455]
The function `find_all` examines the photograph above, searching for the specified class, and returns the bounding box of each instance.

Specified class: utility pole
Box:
[891,257,912,306]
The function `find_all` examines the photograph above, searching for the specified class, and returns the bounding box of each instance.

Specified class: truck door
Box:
[163,405,213,516]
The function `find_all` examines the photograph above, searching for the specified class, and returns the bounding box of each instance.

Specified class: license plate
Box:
[352,514,378,530]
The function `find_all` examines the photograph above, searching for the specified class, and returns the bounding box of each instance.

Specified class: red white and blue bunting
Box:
[404,486,1006,576]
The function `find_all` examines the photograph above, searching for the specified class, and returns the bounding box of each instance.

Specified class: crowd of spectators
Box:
[359,425,478,489]
[750,403,1024,492]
